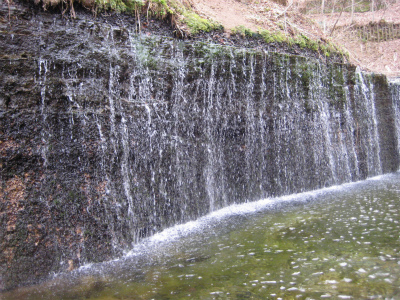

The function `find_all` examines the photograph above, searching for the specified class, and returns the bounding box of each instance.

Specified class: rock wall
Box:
[1,1,399,291]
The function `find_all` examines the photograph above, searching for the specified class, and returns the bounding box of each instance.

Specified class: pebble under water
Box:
[4,173,400,300]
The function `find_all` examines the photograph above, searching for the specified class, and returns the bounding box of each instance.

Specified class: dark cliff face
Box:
[1,1,399,291]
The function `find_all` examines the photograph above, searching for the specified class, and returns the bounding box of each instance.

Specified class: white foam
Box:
[75,172,400,271]
[121,172,399,257]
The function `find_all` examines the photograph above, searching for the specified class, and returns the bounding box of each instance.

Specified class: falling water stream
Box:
[3,172,400,299]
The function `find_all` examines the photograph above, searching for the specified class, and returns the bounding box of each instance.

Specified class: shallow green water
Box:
[5,173,400,299]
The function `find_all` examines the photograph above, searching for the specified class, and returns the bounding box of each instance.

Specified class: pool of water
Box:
[4,173,400,299]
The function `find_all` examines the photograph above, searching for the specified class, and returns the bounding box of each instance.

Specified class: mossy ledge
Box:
[8,0,347,59]
[231,25,349,60]
[14,0,222,35]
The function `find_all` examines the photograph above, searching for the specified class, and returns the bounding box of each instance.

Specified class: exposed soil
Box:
[191,0,400,78]
[192,0,326,40]
[309,1,400,77]
[309,2,400,27]
[333,30,400,78]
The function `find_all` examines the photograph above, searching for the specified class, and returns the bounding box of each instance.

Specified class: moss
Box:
[293,34,320,52]
[259,29,287,43]
[301,70,311,94]
[29,0,221,36]
[326,65,347,109]
[150,0,222,35]
[232,25,255,38]
[147,0,173,17]
[320,44,330,57]
[294,34,308,48]
[133,41,161,69]
[95,0,144,13]
[182,12,221,34]
[144,57,158,69]
[231,27,343,59]
[232,26,289,44]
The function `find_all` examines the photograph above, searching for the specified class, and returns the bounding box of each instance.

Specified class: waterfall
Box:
[38,59,49,168]
[81,37,398,248]
[1,15,400,290]
[391,79,400,154]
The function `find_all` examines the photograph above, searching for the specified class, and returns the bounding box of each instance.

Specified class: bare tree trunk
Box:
[371,0,375,21]
[331,0,337,16]
[284,0,293,34]
[351,0,354,23]
[321,0,326,33]
[329,0,346,36]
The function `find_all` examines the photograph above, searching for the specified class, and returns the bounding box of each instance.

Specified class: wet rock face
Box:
[1,1,399,291]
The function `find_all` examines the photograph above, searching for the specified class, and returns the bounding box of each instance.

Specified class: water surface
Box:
[4,173,400,299]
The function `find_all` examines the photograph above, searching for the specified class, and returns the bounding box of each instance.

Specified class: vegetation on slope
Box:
[25,0,221,34]
[299,0,398,14]
[298,0,400,77]
[231,24,343,57]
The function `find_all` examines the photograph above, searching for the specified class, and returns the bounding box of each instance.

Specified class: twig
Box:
[69,0,76,18]
[135,4,141,33]
[277,0,293,18]
[279,0,293,33]
[146,1,150,22]
[329,0,345,36]
[285,20,320,39]
[6,0,11,21]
